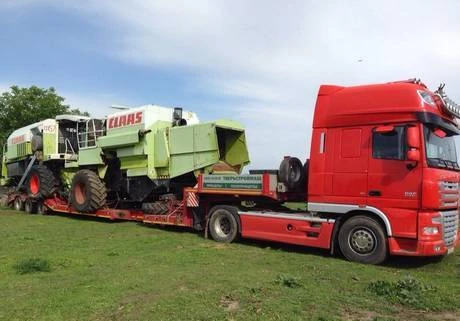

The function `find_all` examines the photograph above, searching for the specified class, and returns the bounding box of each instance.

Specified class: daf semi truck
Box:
[2,79,459,264]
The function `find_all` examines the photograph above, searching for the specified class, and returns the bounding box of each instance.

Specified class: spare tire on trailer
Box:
[278,157,305,191]
[70,169,107,212]
[27,165,58,198]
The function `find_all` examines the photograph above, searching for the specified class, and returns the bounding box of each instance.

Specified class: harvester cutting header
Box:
[1,105,250,213]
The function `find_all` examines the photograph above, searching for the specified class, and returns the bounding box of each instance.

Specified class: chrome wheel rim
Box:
[349,227,377,255]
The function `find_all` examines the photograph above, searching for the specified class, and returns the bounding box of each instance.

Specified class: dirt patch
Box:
[220,295,240,312]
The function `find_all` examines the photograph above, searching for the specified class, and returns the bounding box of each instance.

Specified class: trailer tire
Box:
[24,199,37,214]
[27,165,58,198]
[208,206,239,243]
[70,170,107,212]
[338,216,388,265]
[36,202,48,215]
[14,197,24,211]
[278,157,304,191]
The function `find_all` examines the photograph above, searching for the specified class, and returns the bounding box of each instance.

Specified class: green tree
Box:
[0,85,89,148]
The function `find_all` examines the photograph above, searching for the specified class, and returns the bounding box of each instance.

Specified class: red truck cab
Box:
[308,79,459,261]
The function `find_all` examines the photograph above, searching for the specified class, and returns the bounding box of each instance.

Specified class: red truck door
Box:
[330,127,370,204]
[367,125,422,238]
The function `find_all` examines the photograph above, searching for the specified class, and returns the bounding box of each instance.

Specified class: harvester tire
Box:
[31,135,43,152]
[142,202,169,215]
[27,165,58,198]
[70,170,107,212]
[278,157,304,191]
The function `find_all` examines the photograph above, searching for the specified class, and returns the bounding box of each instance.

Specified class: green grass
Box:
[0,208,458,321]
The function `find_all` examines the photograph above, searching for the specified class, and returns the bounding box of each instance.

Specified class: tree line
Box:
[0,85,89,150]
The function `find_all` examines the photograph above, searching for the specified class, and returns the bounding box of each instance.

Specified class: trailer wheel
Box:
[24,199,37,214]
[278,157,304,191]
[70,170,107,212]
[208,206,239,243]
[14,197,24,211]
[36,202,48,215]
[27,165,58,198]
[338,216,388,265]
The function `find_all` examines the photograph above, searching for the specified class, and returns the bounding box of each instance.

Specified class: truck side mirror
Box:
[407,149,420,161]
[406,126,420,163]
[406,126,420,148]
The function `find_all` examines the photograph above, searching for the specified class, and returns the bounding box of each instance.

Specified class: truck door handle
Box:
[369,190,381,196]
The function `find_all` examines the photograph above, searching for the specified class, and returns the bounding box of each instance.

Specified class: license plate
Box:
[447,247,454,255]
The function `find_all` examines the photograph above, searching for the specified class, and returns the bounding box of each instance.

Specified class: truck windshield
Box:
[423,125,459,170]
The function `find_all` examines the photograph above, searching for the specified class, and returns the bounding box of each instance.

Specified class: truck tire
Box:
[14,197,24,211]
[24,199,37,214]
[70,170,107,212]
[338,216,388,265]
[278,157,304,191]
[31,135,43,152]
[27,165,58,198]
[208,206,239,243]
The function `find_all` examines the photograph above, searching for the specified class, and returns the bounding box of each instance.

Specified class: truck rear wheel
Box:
[338,216,388,265]
[208,206,239,243]
[27,165,58,198]
[70,170,107,212]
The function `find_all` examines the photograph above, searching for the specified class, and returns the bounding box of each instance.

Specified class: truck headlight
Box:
[423,227,439,235]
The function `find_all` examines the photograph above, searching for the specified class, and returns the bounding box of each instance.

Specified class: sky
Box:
[1,1,459,169]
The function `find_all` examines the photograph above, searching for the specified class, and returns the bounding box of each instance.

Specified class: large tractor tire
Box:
[70,170,107,212]
[26,165,58,198]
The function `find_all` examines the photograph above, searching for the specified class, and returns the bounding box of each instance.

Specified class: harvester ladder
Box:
[15,155,37,192]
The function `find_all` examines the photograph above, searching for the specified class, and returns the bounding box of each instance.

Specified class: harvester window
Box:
[372,126,406,160]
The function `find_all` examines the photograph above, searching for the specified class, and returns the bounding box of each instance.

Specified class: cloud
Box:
[2,0,460,168]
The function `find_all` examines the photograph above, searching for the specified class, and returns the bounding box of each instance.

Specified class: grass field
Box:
[0,208,459,321]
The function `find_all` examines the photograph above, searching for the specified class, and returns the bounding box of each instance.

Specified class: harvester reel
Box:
[26,165,58,198]
[70,170,107,212]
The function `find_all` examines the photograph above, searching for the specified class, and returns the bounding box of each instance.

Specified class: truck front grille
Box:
[439,181,459,208]
[441,210,459,247]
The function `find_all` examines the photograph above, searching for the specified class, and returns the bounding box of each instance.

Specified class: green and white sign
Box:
[203,174,263,190]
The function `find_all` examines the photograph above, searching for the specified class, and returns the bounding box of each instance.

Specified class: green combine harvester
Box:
[1,105,250,212]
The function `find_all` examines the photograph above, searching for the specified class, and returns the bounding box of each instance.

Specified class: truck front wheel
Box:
[338,216,388,265]
[208,206,239,243]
